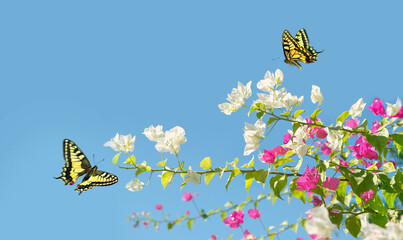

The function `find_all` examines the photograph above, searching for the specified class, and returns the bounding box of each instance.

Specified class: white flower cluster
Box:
[104,133,136,154]
[243,119,266,156]
[360,214,403,240]
[143,125,187,155]
[284,117,310,158]
[218,81,252,115]
[305,206,336,238]
[253,69,303,112]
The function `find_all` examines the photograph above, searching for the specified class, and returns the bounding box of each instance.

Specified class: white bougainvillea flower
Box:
[257,69,283,92]
[284,122,309,158]
[281,93,304,111]
[218,81,252,115]
[385,220,403,240]
[184,168,201,186]
[349,98,366,119]
[143,125,165,142]
[311,85,324,106]
[386,97,402,117]
[305,206,336,238]
[326,130,343,151]
[360,213,388,240]
[125,179,144,192]
[243,119,266,156]
[155,126,187,155]
[104,133,136,153]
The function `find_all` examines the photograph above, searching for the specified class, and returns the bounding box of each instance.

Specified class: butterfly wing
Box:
[294,28,322,63]
[56,139,92,185]
[282,30,310,69]
[75,168,118,195]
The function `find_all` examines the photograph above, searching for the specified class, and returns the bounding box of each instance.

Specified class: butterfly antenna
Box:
[95,158,105,166]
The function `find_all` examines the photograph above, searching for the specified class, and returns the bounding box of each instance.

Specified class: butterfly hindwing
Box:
[56,139,118,195]
[76,169,118,195]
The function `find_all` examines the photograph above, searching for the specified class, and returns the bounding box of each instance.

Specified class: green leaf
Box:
[161,171,174,189]
[226,168,241,190]
[391,170,403,193]
[266,117,278,128]
[204,172,216,186]
[112,152,122,165]
[345,216,361,238]
[200,157,212,170]
[369,213,388,228]
[310,109,322,120]
[336,111,349,124]
[157,160,166,167]
[254,169,268,187]
[227,234,233,240]
[329,205,343,227]
[228,158,238,168]
[221,211,227,221]
[256,111,265,119]
[273,157,293,170]
[245,172,254,193]
[293,109,306,119]
[187,219,193,230]
[167,222,174,231]
[248,106,259,116]
[135,165,151,177]
[224,201,233,208]
[391,132,403,146]
[368,194,388,214]
[292,122,301,134]
[269,175,287,199]
[335,180,347,205]
[382,190,397,208]
[290,223,298,233]
[364,129,389,159]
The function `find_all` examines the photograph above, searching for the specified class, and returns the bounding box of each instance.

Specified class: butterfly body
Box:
[282,29,322,69]
[56,139,118,195]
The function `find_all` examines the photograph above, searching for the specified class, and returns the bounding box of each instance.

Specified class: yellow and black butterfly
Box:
[282,28,322,70]
[55,139,118,195]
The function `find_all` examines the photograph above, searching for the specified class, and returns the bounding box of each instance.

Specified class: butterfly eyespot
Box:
[68,181,74,185]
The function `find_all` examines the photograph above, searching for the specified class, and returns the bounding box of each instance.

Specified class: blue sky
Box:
[1,1,402,240]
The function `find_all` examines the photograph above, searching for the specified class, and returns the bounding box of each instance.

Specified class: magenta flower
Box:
[186,210,190,215]
[368,98,386,116]
[143,221,149,229]
[296,238,304,240]
[241,229,256,240]
[321,142,332,155]
[360,189,374,203]
[296,166,319,191]
[392,107,403,118]
[346,118,360,129]
[322,177,340,190]
[247,208,261,219]
[283,133,291,144]
[223,210,244,229]
[348,135,378,160]
[371,120,382,133]
[259,149,276,163]
[316,127,328,139]
[182,192,193,201]
[311,196,323,207]
[211,234,217,240]
[155,204,163,210]
[273,146,287,155]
